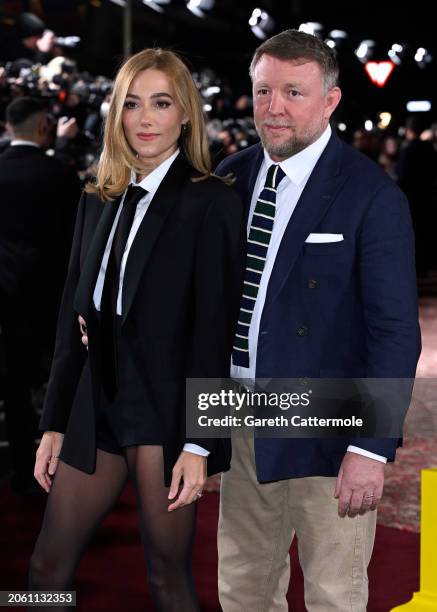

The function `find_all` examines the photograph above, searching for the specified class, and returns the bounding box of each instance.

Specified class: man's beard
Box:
[257,121,323,159]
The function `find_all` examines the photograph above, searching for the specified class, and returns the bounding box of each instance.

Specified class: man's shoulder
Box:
[339,138,398,192]
[0,145,51,167]
[215,142,262,175]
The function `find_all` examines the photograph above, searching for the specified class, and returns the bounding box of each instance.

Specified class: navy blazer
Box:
[216,131,421,483]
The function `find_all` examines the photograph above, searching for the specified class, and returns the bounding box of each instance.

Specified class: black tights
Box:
[28,447,199,611]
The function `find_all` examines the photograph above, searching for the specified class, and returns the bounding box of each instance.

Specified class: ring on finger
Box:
[195,491,203,499]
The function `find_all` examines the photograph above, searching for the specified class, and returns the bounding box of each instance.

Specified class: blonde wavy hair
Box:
[86,48,212,202]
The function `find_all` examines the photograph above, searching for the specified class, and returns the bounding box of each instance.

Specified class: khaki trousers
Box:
[218,435,377,612]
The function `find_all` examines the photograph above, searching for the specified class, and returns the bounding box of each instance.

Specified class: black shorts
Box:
[95,400,163,456]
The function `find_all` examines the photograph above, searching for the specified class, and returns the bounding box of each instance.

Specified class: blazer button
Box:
[308,279,318,289]
[296,326,308,337]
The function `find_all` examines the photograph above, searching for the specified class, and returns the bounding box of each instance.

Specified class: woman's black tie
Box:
[100,185,146,401]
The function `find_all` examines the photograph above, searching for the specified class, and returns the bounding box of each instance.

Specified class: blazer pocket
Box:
[303,241,346,255]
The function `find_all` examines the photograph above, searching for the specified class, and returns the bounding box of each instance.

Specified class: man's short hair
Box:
[249,28,339,92]
[6,97,45,128]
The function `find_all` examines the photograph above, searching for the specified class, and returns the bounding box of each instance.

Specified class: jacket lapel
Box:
[121,153,191,324]
[234,144,264,225]
[245,145,264,222]
[262,132,348,313]
[73,194,121,318]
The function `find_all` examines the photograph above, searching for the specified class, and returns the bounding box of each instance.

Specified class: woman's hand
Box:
[34,431,64,493]
[168,451,207,512]
[78,315,88,349]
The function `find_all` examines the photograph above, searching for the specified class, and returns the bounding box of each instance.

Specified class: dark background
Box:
[1,0,435,133]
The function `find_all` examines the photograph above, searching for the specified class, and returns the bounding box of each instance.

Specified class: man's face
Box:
[252,54,341,161]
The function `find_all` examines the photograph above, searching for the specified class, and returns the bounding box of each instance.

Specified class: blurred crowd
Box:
[0,13,437,494]
[1,15,437,190]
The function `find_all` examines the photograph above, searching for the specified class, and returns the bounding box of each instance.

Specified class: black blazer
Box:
[39,153,244,485]
[0,144,80,303]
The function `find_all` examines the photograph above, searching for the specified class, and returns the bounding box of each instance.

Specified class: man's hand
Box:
[334,452,385,518]
[78,315,88,349]
[168,451,207,512]
[36,30,55,53]
[57,117,78,140]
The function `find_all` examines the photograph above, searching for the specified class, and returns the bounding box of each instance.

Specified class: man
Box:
[215,30,421,611]
[0,12,56,63]
[0,97,80,493]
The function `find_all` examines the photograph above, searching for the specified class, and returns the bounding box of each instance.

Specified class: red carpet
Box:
[1,481,419,611]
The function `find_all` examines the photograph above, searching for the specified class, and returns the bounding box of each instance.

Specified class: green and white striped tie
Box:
[232,163,286,367]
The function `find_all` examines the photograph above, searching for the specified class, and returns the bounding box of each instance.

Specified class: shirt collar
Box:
[263,124,332,187]
[10,139,41,148]
[129,148,180,195]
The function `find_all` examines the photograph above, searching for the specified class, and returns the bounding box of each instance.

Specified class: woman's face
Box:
[122,68,188,168]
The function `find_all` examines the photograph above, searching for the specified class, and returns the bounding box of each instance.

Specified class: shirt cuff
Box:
[183,443,210,457]
[347,445,387,463]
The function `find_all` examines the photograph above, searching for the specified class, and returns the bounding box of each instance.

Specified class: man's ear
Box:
[324,87,342,121]
[38,115,50,137]
[5,122,14,138]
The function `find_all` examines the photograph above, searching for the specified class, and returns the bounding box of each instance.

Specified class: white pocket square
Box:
[305,233,344,243]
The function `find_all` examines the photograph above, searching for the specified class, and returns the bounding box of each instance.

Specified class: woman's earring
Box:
[182,123,188,132]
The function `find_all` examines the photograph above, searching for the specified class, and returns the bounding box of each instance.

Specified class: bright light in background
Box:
[388,42,405,65]
[325,29,347,49]
[414,47,432,67]
[187,0,214,18]
[378,112,392,129]
[110,0,127,6]
[337,122,347,132]
[365,61,394,87]
[203,86,221,96]
[329,29,347,40]
[415,47,426,61]
[355,40,375,63]
[364,120,374,131]
[203,103,212,112]
[248,7,261,25]
[143,0,171,13]
[406,100,432,112]
[299,22,323,37]
[249,8,275,40]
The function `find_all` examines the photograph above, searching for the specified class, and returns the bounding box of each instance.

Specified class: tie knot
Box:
[124,184,147,209]
[265,164,286,190]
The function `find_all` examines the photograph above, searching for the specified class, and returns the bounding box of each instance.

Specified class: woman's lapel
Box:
[73,193,120,319]
[121,153,192,324]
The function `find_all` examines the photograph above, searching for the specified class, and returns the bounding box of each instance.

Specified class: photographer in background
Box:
[0,97,80,494]
[0,13,58,64]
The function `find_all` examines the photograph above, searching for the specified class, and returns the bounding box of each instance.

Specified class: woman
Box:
[29,48,243,611]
